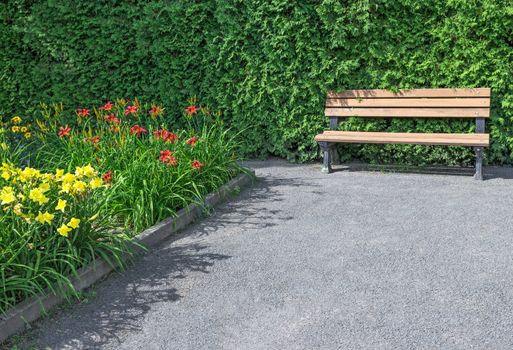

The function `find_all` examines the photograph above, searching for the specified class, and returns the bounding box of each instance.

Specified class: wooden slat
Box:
[314,131,489,147]
[322,130,486,139]
[325,98,490,108]
[325,107,490,118]
[327,88,491,99]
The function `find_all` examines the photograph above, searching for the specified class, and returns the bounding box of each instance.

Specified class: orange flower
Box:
[153,129,167,140]
[186,136,198,146]
[125,105,138,116]
[149,106,163,117]
[85,136,100,144]
[99,101,113,111]
[76,108,90,117]
[191,160,204,171]
[159,150,178,167]
[102,170,113,184]
[185,105,198,116]
[58,126,71,138]
[153,129,178,144]
[130,125,147,136]
[105,113,120,123]
[164,132,178,144]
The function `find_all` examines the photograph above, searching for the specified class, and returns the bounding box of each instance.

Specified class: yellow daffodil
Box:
[1,163,14,180]
[68,217,80,229]
[19,167,40,182]
[20,126,28,133]
[72,180,87,193]
[24,132,31,139]
[61,173,76,184]
[38,183,51,193]
[0,186,16,205]
[41,173,54,182]
[89,177,103,189]
[57,224,71,237]
[75,164,96,178]
[60,182,72,193]
[55,199,67,212]
[1,162,15,172]
[11,116,21,124]
[74,167,83,178]
[35,211,54,225]
[29,188,49,205]
[11,126,20,133]
[83,165,97,177]
[55,169,65,180]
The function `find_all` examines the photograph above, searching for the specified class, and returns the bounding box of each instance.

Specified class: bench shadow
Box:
[329,162,513,180]
[483,166,513,180]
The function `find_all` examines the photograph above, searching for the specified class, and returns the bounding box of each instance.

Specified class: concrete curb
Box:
[0,170,255,344]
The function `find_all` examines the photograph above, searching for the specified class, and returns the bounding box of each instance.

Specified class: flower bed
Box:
[0,99,242,314]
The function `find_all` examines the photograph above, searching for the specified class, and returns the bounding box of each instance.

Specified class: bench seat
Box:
[315,131,490,147]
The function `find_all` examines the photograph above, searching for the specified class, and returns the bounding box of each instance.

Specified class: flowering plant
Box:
[1,97,242,315]
[1,163,103,234]
[0,163,131,313]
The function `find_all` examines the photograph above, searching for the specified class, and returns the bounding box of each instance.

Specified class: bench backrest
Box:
[325,88,491,132]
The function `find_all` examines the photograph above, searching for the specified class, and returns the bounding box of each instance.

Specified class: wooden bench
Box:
[314,88,491,180]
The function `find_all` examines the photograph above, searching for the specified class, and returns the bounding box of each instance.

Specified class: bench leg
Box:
[331,145,340,165]
[474,147,483,180]
[319,142,332,174]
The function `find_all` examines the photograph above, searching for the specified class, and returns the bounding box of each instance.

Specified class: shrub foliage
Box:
[1,0,513,164]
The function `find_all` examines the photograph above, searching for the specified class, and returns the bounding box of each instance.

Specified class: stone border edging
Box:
[0,169,255,344]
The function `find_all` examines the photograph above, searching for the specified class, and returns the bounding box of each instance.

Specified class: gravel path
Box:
[17,161,513,349]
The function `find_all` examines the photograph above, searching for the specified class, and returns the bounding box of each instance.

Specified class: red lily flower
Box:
[153,129,167,140]
[159,150,178,167]
[159,150,173,162]
[185,105,198,116]
[76,108,90,117]
[167,157,178,167]
[125,105,138,116]
[99,101,114,111]
[153,129,179,144]
[105,113,120,123]
[191,160,204,171]
[86,136,101,144]
[58,126,71,138]
[186,136,198,146]
[149,106,163,117]
[102,170,113,184]
[164,132,178,144]
[130,125,147,135]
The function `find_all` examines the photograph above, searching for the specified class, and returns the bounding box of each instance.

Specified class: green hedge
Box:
[1,0,513,165]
